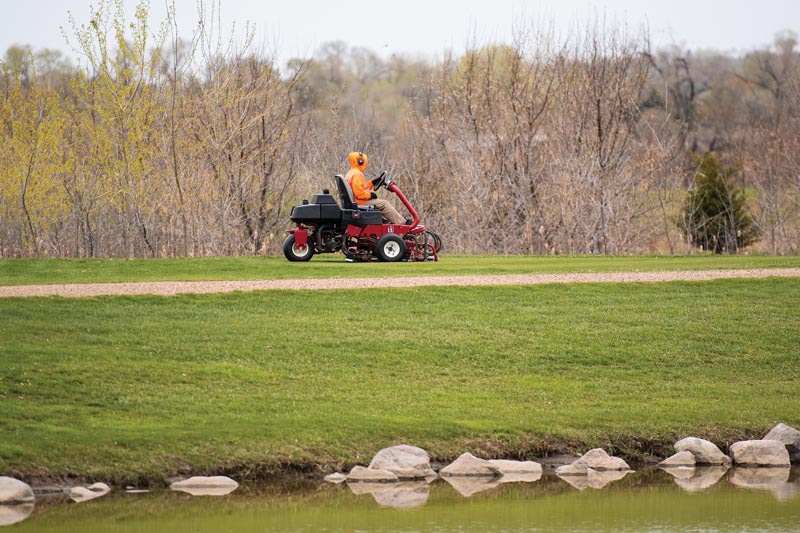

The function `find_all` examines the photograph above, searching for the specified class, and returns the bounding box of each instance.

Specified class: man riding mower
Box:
[283,153,442,262]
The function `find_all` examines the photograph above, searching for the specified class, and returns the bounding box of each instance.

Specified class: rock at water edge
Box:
[346,466,398,483]
[487,460,543,475]
[0,478,34,504]
[439,453,500,477]
[674,437,731,465]
[763,423,800,463]
[659,451,696,468]
[170,476,239,496]
[368,445,437,479]
[324,473,347,484]
[729,440,790,466]
[576,448,630,471]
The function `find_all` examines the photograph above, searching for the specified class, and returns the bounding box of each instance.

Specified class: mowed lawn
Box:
[2,254,800,285]
[1,272,798,481]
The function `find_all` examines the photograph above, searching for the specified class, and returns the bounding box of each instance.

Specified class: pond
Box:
[5,467,799,532]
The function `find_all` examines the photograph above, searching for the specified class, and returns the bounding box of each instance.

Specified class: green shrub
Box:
[681,153,758,254]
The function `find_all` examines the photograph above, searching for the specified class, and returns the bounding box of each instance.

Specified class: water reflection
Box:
[0,503,34,526]
[730,467,796,500]
[347,481,429,508]
[442,476,502,497]
[558,469,631,490]
[9,468,800,532]
[670,465,729,492]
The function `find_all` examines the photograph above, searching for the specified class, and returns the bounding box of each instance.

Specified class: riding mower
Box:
[283,171,442,262]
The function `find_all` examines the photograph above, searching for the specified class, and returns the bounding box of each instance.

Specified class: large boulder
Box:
[170,476,239,496]
[763,423,800,463]
[674,437,731,465]
[346,466,398,483]
[439,453,500,477]
[659,451,696,468]
[368,445,437,479]
[0,478,34,504]
[729,440,790,466]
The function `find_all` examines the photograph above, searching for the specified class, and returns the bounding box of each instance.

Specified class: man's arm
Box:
[351,173,374,201]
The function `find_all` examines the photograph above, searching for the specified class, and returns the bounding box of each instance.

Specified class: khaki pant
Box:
[365,198,405,224]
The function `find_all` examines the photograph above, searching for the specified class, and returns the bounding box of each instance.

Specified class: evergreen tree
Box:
[681,153,758,254]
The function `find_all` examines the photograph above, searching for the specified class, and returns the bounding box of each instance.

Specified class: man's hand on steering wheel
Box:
[370,171,388,190]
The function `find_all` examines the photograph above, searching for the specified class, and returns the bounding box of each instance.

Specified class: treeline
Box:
[1,1,799,257]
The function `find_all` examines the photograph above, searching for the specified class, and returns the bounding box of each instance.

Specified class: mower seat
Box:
[335,174,381,227]
[335,175,377,212]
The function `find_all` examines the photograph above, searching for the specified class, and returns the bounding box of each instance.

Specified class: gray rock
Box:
[324,472,347,484]
[346,466,398,483]
[368,445,437,479]
[0,477,34,504]
[69,486,108,503]
[577,448,630,471]
[659,451,696,467]
[730,439,790,466]
[69,481,111,503]
[439,453,501,477]
[0,503,34,526]
[674,437,731,465]
[555,448,629,476]
[487,459,543,475]
[170,476,239,496]
[763,423,800,463]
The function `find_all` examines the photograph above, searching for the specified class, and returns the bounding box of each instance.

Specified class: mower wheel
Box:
[283,234,314,262]
[375,234,406,262]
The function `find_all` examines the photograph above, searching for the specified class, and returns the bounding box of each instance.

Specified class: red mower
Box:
[284,172,442,262]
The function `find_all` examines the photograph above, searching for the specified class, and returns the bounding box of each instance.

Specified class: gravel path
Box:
[2,268,799,298]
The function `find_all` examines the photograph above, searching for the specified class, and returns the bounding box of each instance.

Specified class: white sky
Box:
[1,0,798,65]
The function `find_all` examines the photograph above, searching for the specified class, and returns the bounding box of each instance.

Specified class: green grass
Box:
[1,277,798,481]
[2,254,800,285]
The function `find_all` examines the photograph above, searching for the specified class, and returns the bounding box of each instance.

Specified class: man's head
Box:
[348,151,368,172]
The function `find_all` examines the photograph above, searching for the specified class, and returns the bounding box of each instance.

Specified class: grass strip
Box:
[1,278,798,482]
[3,254,800,286]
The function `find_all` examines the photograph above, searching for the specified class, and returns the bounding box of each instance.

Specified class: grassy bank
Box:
[1,275,798,483]
[2,254,800,286]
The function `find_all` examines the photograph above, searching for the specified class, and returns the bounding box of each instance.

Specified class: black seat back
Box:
[336,175,357,209]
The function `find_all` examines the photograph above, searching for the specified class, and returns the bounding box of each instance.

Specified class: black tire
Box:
[375,234,406,262]
[283,234,314,262]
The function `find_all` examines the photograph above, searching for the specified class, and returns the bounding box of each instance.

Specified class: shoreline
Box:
[6,428,770,487]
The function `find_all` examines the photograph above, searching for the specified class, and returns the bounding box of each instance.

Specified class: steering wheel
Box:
[371,171,388,190]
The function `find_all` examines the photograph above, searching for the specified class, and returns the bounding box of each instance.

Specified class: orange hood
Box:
[348,152,368,173]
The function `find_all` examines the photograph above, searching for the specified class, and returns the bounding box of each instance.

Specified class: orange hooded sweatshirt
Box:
[345,152,373,205]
